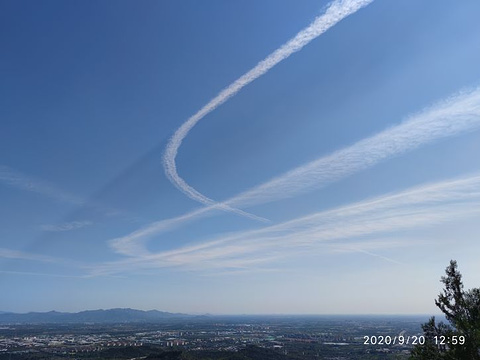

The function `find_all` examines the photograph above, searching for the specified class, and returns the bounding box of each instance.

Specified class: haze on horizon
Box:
[1,0,480,315]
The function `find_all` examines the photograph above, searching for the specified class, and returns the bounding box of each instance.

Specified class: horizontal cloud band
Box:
[100,173,480,275]
[111,86,480,257]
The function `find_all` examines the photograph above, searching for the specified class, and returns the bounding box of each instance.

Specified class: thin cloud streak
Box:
[0,248,126,279]
[0,247,90,269]
[100,173,480,276]
[0,165,140,222]
[225,87,480,208]
[110,206,214,256]
[163,0,374,217]
[41,221,93,232]
[112,86,480,256]
[0,248,60,263]
[0,270,87,278]
[345,248,405,265]
[0,248,97,272]
[0,166,85,205]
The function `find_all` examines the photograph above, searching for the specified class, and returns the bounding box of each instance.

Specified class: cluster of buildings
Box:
[0,331,142,354]
[0,318,422,358]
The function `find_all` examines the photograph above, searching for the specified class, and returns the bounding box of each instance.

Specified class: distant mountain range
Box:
[0,308,193,324]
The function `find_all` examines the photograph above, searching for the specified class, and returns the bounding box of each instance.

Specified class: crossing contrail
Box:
[113,85,480,256]
[163,0,374,218]
[101,173,480,275]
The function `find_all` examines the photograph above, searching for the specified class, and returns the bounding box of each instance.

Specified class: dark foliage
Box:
[410,260,480,359]
[146,346,291,360]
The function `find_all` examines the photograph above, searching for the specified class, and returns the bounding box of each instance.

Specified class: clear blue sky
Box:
[1,0,480,314]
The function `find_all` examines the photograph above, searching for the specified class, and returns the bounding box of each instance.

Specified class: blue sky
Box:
[1,0,480,314]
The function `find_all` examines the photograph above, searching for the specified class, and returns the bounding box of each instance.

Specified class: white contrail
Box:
[112,86,480,256]
[151,174,480,264]
[0,247,89,269]
[0,247,60,263]
[41,221,93,232]
[99,173,480,275]
[163,0,374,217]
[224,87,480,208]
[0,165,141,222]
[0,165,85,205]
[0,270,87,278]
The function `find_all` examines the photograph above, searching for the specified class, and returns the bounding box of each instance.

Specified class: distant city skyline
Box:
[1,0,480,314]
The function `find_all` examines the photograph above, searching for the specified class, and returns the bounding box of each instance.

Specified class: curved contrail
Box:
[163,0,374,218]
[113,86,480,256]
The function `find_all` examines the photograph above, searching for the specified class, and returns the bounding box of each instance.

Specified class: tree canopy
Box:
[410,260,480,359]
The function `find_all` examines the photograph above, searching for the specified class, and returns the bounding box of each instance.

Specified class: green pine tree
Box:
[410,260,480,359]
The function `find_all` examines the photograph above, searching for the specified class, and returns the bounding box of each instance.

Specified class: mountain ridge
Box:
[0,308,192,324]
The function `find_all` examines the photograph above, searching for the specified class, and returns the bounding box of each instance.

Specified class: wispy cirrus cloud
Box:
[1,165,140,222]
[163,0,374,218]
[100,173,480,276]
[0,247,111,278]
[0,166,84,205]
[0,270,88,278]
[40,220,93,232]
[111,86,480,257]
[0,247,91,269]
[0,247,60,263]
